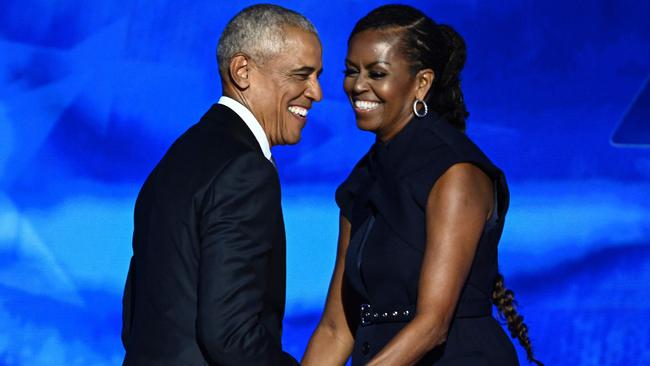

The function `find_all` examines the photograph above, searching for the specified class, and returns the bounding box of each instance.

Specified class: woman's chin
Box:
[355,120,379,133]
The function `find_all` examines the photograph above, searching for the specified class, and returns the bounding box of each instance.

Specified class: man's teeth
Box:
[288,106,308,117]
[354,100,380,110]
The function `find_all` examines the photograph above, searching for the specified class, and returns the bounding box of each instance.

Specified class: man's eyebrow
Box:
[291,66,324,77]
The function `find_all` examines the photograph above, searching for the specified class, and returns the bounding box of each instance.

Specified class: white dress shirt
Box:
[218,96,272,161]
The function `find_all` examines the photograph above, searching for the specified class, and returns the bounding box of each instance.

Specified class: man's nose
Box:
[305,77,323,102]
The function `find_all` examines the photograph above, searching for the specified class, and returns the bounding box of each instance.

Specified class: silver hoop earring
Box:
[413,99,428,118]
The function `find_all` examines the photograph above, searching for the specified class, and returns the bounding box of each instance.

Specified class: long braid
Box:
[492,273,544,366]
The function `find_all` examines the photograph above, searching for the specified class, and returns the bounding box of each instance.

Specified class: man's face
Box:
[248,27,323,146]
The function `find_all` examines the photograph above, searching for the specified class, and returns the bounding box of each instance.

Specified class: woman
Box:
[303,5,542,366]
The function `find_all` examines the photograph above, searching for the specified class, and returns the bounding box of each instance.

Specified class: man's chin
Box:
[284,135,302,145]
[273,133,302,146]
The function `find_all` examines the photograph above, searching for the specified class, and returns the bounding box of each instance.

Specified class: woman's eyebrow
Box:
[344,59,391,67]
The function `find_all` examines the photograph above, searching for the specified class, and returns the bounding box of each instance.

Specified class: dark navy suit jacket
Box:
[122,104,298,366]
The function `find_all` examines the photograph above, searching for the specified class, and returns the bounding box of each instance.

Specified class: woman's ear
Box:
[228,53,252,90]
[415,68,435,100]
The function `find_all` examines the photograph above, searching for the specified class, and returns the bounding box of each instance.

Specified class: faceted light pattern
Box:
[0,0,649,365]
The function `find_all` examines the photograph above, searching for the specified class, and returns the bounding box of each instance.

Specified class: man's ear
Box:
[229,54,251,90]
[415,68,434,100]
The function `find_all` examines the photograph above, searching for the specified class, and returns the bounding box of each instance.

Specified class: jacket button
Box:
[361,341,371,355]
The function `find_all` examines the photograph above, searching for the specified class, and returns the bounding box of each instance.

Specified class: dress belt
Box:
[359,299,491,327]
[360,304,415,326]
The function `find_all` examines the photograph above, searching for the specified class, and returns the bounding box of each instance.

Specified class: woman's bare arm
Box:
[366,163,494,366]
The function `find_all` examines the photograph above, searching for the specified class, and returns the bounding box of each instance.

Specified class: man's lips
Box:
[288,105,309,118]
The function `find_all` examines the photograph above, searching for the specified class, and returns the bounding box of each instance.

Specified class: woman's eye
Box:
[343,68,358,77]
[369,71,386,79]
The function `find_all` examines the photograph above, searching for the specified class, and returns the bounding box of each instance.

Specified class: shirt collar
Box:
[218,96,272,161]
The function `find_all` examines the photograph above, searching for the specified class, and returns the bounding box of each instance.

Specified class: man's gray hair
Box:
[217,4,318,76]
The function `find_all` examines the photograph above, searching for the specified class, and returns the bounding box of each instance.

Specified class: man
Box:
[121,4,322,365]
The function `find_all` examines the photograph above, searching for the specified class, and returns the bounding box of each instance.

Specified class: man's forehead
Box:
[269,30,322,70]
[283,28,321,48]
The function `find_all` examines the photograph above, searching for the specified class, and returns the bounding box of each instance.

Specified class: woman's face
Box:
[343,29,423,141]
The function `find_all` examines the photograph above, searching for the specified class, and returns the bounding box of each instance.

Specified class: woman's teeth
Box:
[288,106,308,117]
[354,100,380,110]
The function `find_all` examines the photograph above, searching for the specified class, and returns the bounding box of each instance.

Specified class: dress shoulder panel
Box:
[404,119,508,218]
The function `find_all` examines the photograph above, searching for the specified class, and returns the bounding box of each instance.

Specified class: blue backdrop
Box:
[1,0,649,365]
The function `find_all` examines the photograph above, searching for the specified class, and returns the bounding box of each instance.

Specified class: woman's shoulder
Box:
[413,115,503,178]
[334,148,373,218]
[404,115,506,207]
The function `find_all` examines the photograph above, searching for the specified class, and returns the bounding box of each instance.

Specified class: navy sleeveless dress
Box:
[336,113,519,365]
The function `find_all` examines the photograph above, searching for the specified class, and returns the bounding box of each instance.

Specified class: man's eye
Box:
[369,71,386,79]
[343,69,358,77]
[295,74,310,80]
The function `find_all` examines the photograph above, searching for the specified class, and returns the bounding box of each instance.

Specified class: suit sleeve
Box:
[195,152,298,366]
[121,256,134,349]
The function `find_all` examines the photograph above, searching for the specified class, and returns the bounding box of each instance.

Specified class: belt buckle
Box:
[360,303,372,326]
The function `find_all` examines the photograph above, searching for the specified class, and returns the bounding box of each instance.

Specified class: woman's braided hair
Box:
[351,5,543,365]
[492,273,544,365]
